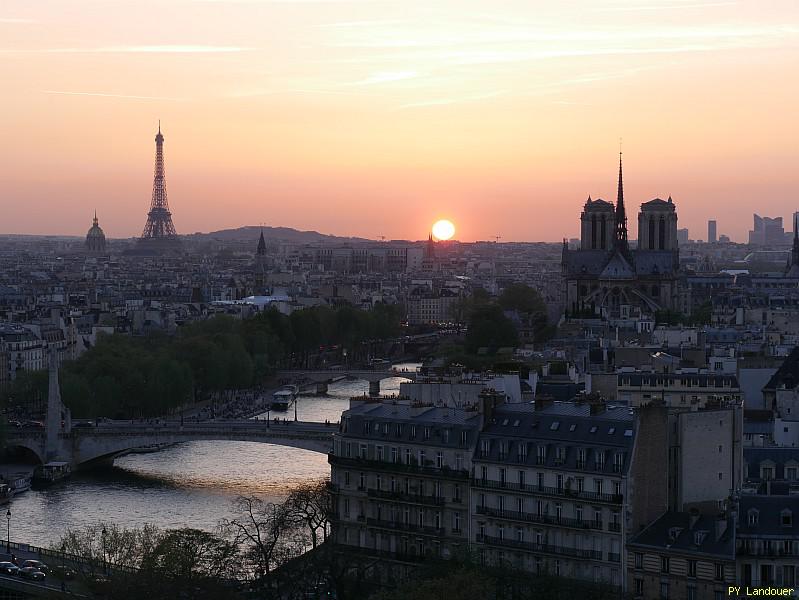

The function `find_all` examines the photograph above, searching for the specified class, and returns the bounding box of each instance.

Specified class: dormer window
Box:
[694,531,707,546]
[781,510,793,527]
[410,425,416,438]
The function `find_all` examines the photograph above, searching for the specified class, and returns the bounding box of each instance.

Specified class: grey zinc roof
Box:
[629,511,735,559]
[744,447,799,481]
[738,495,799,538]
[475,402,634,474]
[340,401,482,448]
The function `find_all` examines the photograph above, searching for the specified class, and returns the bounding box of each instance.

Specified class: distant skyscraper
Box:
[677,228,689,245]
[138,123,180,253]
[707,220,717,243]
[748,214,784,246]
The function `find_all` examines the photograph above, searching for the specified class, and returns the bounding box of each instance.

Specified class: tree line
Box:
[2,303,403,419]
[54,479,623,600]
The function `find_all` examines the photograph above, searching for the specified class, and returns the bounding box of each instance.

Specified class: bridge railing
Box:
[6,540,138,574]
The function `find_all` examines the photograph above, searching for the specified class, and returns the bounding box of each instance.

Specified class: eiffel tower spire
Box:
[140,123,179,250]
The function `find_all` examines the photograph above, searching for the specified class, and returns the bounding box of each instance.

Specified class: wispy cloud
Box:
[43,90,185,101]
[347,71,418,85]
[597,1,737,10]
[397,90,507,110]
[2,45,251,54]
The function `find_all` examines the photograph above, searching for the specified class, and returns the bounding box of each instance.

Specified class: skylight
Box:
[550,421,560,431]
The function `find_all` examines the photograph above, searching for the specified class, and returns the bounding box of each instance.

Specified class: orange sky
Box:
[1,0,798,242]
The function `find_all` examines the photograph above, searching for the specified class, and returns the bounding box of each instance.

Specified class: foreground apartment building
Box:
[329,386,754,597]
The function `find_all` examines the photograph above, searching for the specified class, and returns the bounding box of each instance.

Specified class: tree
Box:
[465,304,519,353]
[286,479,332,549]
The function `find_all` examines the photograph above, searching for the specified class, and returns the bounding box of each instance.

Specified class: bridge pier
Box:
[316,382,329,395]
[368,380,381,397]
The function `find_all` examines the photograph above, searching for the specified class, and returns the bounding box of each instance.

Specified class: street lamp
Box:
[6,509,10,553]
[101,526,107,574]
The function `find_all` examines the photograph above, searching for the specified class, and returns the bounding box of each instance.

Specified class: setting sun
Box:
[432,219,456,241]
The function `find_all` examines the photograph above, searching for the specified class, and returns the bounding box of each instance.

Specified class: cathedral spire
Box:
[614,152,629,251]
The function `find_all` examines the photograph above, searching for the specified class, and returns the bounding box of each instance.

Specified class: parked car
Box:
[51,564,76,580]
[21,560,48,574]
[0,561,19,575]
[18,567,46,580]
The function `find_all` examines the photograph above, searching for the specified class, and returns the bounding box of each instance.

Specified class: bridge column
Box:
[368,380,381,397]
[316,382,329,395]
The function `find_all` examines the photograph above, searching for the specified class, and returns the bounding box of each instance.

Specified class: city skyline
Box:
[2,0,799,242]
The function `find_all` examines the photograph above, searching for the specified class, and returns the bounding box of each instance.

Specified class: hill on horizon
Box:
[187,225,373,244]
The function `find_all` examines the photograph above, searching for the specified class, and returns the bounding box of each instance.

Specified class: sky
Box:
[1,0,798,242]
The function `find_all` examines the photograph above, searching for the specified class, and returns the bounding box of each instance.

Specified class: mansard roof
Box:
[629,511,735,558]
[738,495,799,538]
[763,347,799,392]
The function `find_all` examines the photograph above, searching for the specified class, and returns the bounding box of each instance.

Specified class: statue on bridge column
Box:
[45,346,71,462]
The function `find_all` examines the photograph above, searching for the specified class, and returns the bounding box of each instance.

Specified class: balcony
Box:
[330,453,469,479]
[476,534,604,561]
[367,488,445,506]
[608,552,621,563]
[366,518,446,537]
[476,506,604,532]
[471,478,623,504]
[608,522,622,532]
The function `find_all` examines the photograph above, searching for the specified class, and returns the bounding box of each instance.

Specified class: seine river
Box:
[8,369,417,549]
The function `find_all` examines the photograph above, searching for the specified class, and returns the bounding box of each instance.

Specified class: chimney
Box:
[589,399,607,415]
[535,396,553,412]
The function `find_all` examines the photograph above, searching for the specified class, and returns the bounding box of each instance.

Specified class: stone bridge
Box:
[5,420,335,468]
[280,368,417,395]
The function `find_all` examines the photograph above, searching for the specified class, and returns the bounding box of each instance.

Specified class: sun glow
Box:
[432,219,455,241]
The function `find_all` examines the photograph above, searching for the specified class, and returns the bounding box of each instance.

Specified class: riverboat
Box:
[7,473,32,496]
[32,462,72,486]
[271,386,297,411]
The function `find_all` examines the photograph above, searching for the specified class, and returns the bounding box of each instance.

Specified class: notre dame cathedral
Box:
[561,155,680,319]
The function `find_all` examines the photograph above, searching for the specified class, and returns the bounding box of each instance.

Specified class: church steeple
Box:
[257,228,266,256]
[614,152,629,252]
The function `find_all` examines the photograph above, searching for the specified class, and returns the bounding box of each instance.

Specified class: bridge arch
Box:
[3,442,45,465]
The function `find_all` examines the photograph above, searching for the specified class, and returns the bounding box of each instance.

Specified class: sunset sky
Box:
[1,0,798,242]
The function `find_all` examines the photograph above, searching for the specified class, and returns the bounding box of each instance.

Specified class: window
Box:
[418,450,425,465]
[660,582,669,600]
[481,466,488,480]
[687,585,697,600]
[391,447,398,463]
[555,446,565,464]
[661,556,670,573]
[405,448,412,465]
[424,427,431,440]
[344,471,351,486]
[518,444,528,461]
[376,446,384,461]
[453,512,461,532]
[410,425,416,438]
[596,451,605,470]
[595,479,603,495]
[715,562,724,581]
[688,559,697,577]
[537,446,547,464]
[634,579,643,596]
[460,430,468,446]
[613,453,624,473]
[550,421,560,431]
[359,443,367,459]
[634,553,643,569]
[556,474,563,490]
[359,472,365,490]
[576,477,584,492]
[782,510,793,527]
[748,509,759,526]
[577,449,586,468]
[436,452,443,469]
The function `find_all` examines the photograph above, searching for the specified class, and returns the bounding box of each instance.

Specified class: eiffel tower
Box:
[138,122,181,253]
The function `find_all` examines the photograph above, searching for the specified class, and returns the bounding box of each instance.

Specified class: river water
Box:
[8,369,417,549]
